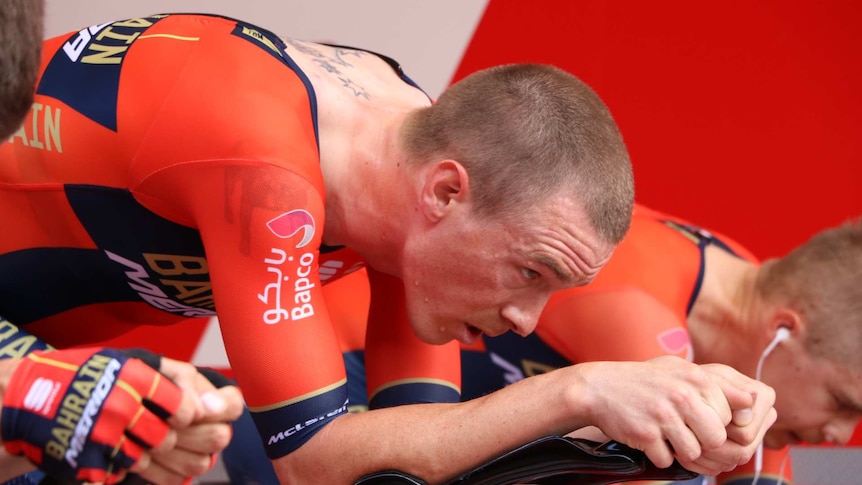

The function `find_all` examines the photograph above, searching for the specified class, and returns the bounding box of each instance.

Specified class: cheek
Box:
[774,392,828,428]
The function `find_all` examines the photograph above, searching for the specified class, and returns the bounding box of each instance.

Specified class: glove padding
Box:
[2,347,184,484]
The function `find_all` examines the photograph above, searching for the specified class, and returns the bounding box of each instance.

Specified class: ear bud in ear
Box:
[773,327,791,346]
[761,327,790,361]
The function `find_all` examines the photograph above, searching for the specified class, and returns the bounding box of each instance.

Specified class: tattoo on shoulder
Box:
[285,39,371,99]
[337,76,370,99]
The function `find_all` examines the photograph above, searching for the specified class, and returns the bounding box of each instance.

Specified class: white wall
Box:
[43,0,489,99]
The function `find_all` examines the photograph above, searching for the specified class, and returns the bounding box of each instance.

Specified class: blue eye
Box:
[521,267,540,280]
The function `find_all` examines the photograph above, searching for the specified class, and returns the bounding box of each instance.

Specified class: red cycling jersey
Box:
[0,13,459,459]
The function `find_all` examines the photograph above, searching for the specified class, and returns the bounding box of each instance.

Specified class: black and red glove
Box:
[2,347,185,484]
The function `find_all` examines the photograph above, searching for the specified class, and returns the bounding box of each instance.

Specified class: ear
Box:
[419,159,470,222]
[769,308,802,341]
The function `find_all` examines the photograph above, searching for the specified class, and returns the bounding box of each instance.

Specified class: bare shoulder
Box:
[280,38,428,107]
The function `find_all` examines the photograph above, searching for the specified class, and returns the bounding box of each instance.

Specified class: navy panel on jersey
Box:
[461,332,572,401]
[36,16,166,131]
[65,185,204,256]
[64,185,215,318]
[0,248,138,324]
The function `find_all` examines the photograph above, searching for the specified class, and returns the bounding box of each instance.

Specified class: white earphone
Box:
[771,326,791,346]
[752,326,791,485]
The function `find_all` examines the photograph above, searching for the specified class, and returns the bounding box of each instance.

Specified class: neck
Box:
[319,111,415,276]
[284,40,431,275]
[688,245,763,374]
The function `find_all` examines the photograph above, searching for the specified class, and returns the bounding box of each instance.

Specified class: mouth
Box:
[783,432,803,446]
[457,324,484,344]
[765,429,799,449]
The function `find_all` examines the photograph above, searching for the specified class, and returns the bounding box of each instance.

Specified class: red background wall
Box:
[451,0,861,445]
[451,0,860,260]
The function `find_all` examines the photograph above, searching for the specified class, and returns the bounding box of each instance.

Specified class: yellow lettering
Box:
[44,105,62,153]
[242,26,281,56]
[54,408,79,438]
[9,124,28,146]
[81,44,128,64]
[0,320,16,341]
[45,440,65,460]
[0,335,39,359]
[77,354,110,380]
[160,279,211,299]
[71,379,95,399]
[95,26,142,45]
[111,18,155,29]
[144,253,209,276]
[61,393,87,416]
[4,104,61,152]
[51,426,73,447]
[28,103,44,149]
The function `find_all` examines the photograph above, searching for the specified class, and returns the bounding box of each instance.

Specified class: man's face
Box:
[763,349,862,448]
[401,194,615,345]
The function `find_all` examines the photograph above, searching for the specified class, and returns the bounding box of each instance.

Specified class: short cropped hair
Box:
[0,0,44,141]
[401,64,634,244]
[757,219,862,367]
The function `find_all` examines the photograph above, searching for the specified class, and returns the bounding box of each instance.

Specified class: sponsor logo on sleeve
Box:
[657,328,693,361]
[266,210,315,248]
[106,250,216,317]
[258,210,318,324]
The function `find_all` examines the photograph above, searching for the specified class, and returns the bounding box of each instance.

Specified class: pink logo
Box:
[267,210,315,248]
[657,328,693,361]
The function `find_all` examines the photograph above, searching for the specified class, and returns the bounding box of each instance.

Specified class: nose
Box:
[500,294,549,337]
[824,416,862,445]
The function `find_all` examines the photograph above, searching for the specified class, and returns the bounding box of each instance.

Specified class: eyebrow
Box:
[530,253,576,284]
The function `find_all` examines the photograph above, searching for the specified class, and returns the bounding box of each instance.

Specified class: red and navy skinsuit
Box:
[0,13,460,461]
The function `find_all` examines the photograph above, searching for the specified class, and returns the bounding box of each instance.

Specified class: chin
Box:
[408,317,452,345]
[764,430,792,449]
[415,331,453,346]
[420,333,453,345]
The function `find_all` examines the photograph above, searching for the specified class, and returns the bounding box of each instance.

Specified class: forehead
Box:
[780,355,862,411]
[497,195,615,282]
[827,362,862,409]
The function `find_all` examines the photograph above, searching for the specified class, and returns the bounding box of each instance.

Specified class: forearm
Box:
[0,357,22,448]
[272,356,775,484]
[273,367,586,484]
[0,447,35,482]
[0,357,34,480]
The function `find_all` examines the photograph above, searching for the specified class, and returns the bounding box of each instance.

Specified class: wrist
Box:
[119,348,163,372]
[0,358,20,396]
[558,362,600,432]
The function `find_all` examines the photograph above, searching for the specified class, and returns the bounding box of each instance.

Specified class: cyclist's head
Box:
[755,218,862,448]
[756,218,862,368]
[400,63,634,245]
